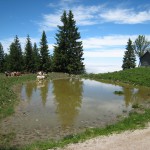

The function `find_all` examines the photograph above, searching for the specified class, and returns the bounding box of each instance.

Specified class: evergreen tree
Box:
[122,39,136,70]
[3,53,10,71]
[53,10,85,74]
[9,36,24,71]
[67,10,84,74]
[33,42,40,72]
[40,31,51,72]
[53,11,68,72]
[24,35,34,72]
[0,43,4,72]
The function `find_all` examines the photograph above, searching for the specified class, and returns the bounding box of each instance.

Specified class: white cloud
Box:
[73,5,103,26]
[82,35,138,49]
[39,13,61,31]
[84,49,124,58]
[85,64,122,73]
[40,3,150,31]
[100,8,150,24]
[39,5,104,31]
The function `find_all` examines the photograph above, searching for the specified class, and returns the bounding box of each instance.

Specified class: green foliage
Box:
[32,43,40,72]
[24,35,34,72]
[0,43,4,72]
[40,31,51,72]
[3,54,10,71]
[9,36,24,71]
[53,10,85,74]
[122,39,136,70]
[134,35,150,58]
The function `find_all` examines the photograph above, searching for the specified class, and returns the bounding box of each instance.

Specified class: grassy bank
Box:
[82,67,150,87]
[0,68,150,150]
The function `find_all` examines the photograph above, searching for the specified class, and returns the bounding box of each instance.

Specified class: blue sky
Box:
[0,0,150,73]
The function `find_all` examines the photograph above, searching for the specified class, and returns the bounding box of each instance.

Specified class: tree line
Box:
[0,10,85,74]
[122,35,150,70]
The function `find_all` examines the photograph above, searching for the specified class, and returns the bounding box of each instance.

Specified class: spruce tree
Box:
[33,42,40,72]
[3,53,10,71]
[40,31,51,72]
[67,10,84,74]
[53,11,68,72]
[122,39,136,70]
[53,10,85,74]
[24,35,34,72]
[9,36,24,71]
[0,43,4,72]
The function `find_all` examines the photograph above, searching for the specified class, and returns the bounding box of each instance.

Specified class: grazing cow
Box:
[37,75,46,80]
[5,71,22,77]
[5,71,11,76]
[11,72,16,76]
[37,71,43,76]
[15,72,22,76]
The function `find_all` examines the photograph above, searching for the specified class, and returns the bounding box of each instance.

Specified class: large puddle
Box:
[0,78,150,145]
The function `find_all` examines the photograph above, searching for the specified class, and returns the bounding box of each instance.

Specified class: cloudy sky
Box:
[0,0,150,73]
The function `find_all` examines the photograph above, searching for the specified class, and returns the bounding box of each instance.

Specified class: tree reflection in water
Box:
[122,85,150,107]
[52,78,83,129]
[39,80,49,106]
[25,82,36,102]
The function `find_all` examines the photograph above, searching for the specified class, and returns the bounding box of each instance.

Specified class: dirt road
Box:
[53,124,150,150]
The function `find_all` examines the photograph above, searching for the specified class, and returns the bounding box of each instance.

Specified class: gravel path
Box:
[52,123,150,150]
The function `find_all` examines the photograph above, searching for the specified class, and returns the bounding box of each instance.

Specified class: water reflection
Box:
[121,86,150,107]
[25,82,36,102]
[122,87,135,107]
[39,80,49,106]
[132,87,150,104]
[52,78,83,128]
[23,80,50,106]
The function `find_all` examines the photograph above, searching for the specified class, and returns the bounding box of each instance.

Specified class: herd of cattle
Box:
[5,71,22,76]
[4,71,47,80]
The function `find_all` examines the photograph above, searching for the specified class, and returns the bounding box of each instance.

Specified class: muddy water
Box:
[0,78,150,145]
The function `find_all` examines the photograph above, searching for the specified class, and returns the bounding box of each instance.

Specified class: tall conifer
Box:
[33,42,40,72]
[122,39,136,70]
[67,10,84,74]
[53,11,68,72]
[9,36,23,71]
[0,43,4,72]
[24,35,34,72]
[53,10,85,74]
[40,31,51,72]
